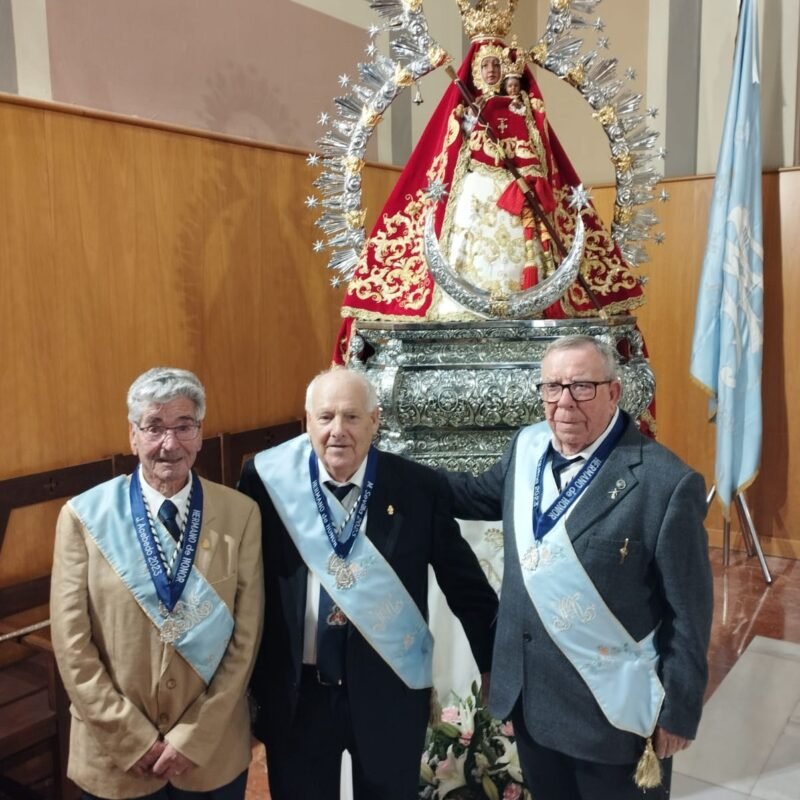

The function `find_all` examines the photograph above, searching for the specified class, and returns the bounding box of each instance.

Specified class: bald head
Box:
[305,369,380,482]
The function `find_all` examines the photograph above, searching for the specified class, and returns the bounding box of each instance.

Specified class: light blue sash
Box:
[513,424,665,737]
[69,476,234,684]
[254,435,434,689]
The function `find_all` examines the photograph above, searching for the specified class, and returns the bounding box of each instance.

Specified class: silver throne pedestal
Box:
[349,316,654,473]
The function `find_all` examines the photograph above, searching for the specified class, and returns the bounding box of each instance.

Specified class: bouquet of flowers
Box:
[419,682,531,800]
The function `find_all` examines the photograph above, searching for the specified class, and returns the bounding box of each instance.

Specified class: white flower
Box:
[493,736,524,784]
[434,745,467,797]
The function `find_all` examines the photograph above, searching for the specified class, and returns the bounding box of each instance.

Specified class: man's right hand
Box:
[130,740,166,776]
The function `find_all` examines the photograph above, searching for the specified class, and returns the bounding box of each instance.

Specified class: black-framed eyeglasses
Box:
[536,381,614,403]
[135,422,201,443]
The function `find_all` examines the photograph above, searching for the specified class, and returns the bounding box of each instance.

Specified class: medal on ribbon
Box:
[309,447,377,589]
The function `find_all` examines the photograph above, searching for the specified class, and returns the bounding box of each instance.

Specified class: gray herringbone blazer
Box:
[446,414,713,765]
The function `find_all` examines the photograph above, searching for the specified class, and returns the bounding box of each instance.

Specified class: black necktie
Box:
[158,500,182,541]
[551,452,583,491]
[315,482,355,685]
[326,481,355,504]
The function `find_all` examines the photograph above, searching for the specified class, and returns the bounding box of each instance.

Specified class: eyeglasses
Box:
[536,381,614,403]
[135,422,201,443]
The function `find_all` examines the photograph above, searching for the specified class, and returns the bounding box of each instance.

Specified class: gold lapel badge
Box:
[619,538,629,564]
[387,504,395,516]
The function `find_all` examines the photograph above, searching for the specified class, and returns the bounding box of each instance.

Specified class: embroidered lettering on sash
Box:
[552,592,597,631]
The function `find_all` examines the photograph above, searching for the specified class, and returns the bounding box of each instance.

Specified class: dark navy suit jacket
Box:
[239,446,498,772]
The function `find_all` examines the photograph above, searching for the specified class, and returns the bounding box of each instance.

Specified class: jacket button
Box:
[523,633,532,643]
[166,679,177,689]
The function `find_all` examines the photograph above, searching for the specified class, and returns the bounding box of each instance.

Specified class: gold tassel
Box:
[634,737,662,789]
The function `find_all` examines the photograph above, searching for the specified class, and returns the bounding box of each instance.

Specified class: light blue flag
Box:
[690,0,763,517]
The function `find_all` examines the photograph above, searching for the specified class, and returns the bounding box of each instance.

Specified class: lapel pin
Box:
[387,504,395,516]
[619,537,630,564]
[608,479,626,500]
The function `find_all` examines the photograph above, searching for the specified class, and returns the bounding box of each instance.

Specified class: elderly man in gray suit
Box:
[446,334,713,800]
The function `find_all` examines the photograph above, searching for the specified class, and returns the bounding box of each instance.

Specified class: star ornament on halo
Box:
[304,195,319,209]
[313,240,325,253]
[568,184,592,212]
[306,153,321,167]
[338,74,351,88]
[424,179,449,204]
[317,112,330,126]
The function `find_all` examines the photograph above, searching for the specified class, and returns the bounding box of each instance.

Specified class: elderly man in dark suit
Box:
[238,367,498,800]
[445,334,713,800]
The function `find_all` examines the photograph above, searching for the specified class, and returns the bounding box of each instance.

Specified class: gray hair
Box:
[127,367,206,423]
[542,335,620,380]
[305,368,379,413]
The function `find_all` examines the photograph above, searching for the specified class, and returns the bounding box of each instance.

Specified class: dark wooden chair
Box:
[0,461,111,800]
[220,420,303,487]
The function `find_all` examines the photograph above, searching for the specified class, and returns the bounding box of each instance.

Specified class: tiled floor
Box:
[245,547,800,800]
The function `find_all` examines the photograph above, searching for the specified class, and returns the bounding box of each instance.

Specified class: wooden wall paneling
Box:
[748,170,799,556]
[1,93,798,568]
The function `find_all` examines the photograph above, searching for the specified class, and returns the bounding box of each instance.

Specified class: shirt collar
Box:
[138,465,193,519]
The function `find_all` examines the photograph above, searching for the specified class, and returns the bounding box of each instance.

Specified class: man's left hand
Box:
[653,725,692,759]
[151,742,196,780]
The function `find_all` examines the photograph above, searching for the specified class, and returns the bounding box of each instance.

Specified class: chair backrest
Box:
[0,460,114,571]
[220,420,303,486]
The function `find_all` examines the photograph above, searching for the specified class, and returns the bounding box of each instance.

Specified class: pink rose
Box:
[441,707,461,724]
[500,721,515,737]
[503,782,523,800]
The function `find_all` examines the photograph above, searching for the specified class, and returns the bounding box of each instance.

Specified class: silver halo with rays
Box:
[309,0,663,290]
[422,203,586,318]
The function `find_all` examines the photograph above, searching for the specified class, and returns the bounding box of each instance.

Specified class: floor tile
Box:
[750,700,800,800]
[671,772,749,799]
[675,639,800,795]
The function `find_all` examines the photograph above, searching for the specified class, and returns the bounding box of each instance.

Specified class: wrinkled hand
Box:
[480,671,491,706]
[151,742,195,780]
[130,740,166,776]
[653,725,692,759]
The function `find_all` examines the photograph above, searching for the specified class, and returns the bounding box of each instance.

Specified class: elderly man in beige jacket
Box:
[51,367,264,800]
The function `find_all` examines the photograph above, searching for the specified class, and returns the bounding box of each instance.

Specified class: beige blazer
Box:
[50,477,264,799]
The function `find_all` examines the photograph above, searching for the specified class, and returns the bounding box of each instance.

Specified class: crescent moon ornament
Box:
[422,198,587,319]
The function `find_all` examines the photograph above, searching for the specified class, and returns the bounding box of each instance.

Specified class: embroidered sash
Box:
[513,423,665,737]
[69,476,234,684]
[254,435,434,689]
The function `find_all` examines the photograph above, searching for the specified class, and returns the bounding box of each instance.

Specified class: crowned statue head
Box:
[459,1,520,97]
